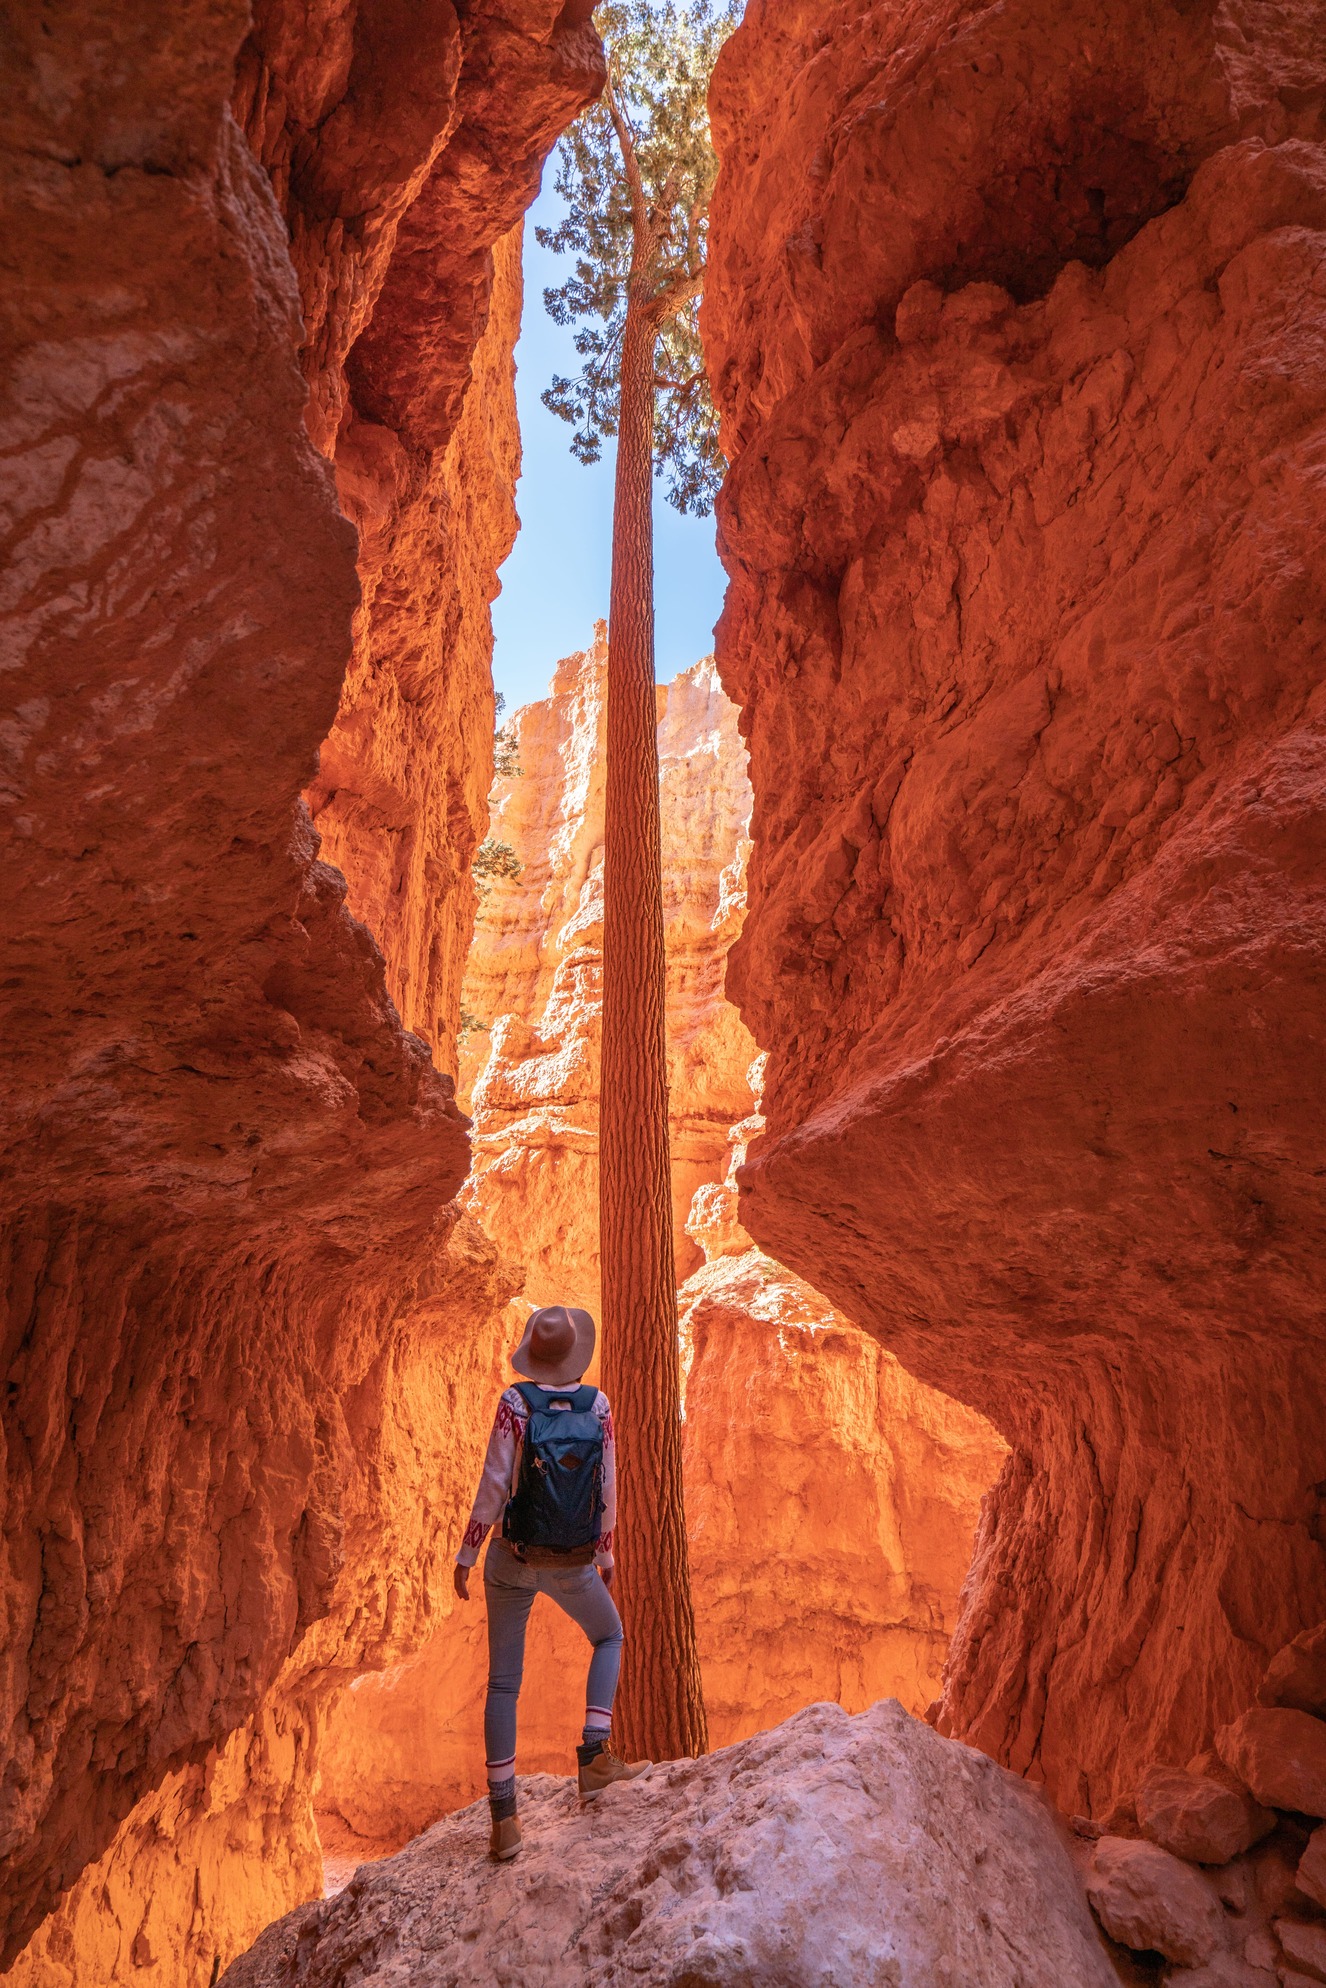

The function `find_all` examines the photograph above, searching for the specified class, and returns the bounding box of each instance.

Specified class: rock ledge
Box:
[224,1700,1115,1986]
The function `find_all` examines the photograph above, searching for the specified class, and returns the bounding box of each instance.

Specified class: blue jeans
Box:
[482,1539,623,1770]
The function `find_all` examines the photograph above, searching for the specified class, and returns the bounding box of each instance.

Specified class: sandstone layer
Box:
[1,0,598,1972]
[238,0,603,1078]
[227,1701,1119,1987]
[704,0,1326,1813]
[679,1245,1003,1752]
[315,645,1003,1841]
[458,627,758,1304]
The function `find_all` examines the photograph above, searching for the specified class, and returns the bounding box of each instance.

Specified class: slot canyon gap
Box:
[2,0,1325,1984]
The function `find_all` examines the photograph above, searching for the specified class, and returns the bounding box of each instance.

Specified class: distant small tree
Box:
[473,837,523,895]
[493,723,522,779]
[538,0,735,1765]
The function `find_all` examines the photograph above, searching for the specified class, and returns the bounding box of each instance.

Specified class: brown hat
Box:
[510,1304,596,1387]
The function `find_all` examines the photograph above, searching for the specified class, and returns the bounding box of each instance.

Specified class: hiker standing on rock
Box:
[454,1303,650,1860]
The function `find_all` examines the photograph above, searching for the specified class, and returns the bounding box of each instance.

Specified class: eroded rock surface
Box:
[240,0,605,1071]
[1136,1765,1275,1866]
[679,1244,1003,1752]
[458,629,758,1302]
[1,0,597,1972]
[705,0,1326,1812]
[228,1701,1118,1987]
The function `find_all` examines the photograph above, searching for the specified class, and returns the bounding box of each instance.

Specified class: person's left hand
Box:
[453,1564,471,1602]
[599,1563,615,1591]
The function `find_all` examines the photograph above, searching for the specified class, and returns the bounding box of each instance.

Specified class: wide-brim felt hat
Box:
[511,1304,596,1387]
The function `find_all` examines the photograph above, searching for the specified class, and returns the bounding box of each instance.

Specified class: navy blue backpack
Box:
[502,1382,605,1561]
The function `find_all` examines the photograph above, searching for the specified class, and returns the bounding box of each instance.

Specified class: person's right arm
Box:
[453,1392,523,1599]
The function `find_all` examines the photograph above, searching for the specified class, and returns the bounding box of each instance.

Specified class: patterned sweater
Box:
[456,1381,616,1570]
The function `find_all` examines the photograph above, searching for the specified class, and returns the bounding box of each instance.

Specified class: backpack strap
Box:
[513,1381,597,1412]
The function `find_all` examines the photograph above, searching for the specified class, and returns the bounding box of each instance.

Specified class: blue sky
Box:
[489,171,729,714]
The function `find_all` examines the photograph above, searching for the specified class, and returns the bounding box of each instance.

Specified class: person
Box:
[453,1302,650,1860]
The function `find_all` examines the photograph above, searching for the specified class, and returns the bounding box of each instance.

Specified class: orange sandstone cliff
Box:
[704,0,1326,1816]
[458,626,758,1302]
[0,0,599,1975]
[313,640,1003,1836]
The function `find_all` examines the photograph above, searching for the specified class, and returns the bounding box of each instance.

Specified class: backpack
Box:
[502,1382,605,1560]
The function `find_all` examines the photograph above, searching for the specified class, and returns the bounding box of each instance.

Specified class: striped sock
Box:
[487,1773,517,1822]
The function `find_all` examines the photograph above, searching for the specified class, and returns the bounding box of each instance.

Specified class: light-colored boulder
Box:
[1138,1765,1275,1864]
[1299,1825,1326,1910]
[1260,1624,1326,1718]
[1086,1836,1228,1965]
[1218,1709,1326,1818]
[1276,1919,1326,1981]
[224,1701,1118,1987]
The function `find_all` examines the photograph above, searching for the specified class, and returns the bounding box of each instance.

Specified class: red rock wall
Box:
[0,0,598,1970]
[705,0,1326,1815]
[237,0,603,1070]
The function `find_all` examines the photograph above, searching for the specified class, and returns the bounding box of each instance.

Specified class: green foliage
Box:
[458,1009,490,1042]
[538,0,738,516]
[493,722,523,779]
[473,837,523,889]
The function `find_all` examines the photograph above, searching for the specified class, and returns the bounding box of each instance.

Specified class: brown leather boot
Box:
[489,1812,522,1861]
[577,1740,650,1803]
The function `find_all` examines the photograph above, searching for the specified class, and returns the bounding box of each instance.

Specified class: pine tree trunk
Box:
[599,299,708,1761]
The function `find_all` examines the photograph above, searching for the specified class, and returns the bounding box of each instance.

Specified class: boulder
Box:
[1252,1836,1315,1919]
[1261,1625,1326,1719]
[1137,1765,1275,1864]
[222,1700,1119,1987]
[1086,1836,1228,1965]
[1164,1963,1276,1987]
[1277,1919,1326,1981]
[1299,1826,1326,1910]
[1218,1710,1326,1818]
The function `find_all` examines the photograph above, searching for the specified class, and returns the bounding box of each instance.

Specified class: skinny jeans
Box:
[482,1538,623,1769]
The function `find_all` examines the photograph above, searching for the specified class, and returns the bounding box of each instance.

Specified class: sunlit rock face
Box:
[704,0,1326,1815]
[240,0,604,1075]
[680,1240,1004,1752]
[459,626,758,1306]
[0,0,597,1974]
[315,643,1004,1839]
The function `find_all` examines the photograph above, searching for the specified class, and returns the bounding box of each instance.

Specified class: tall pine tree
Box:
[539,0,734,1761]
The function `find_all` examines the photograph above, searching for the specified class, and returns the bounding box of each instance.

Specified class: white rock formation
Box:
[226,1700,1117,1987]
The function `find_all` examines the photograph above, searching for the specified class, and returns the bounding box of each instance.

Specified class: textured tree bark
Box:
[599,298,708,1761]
